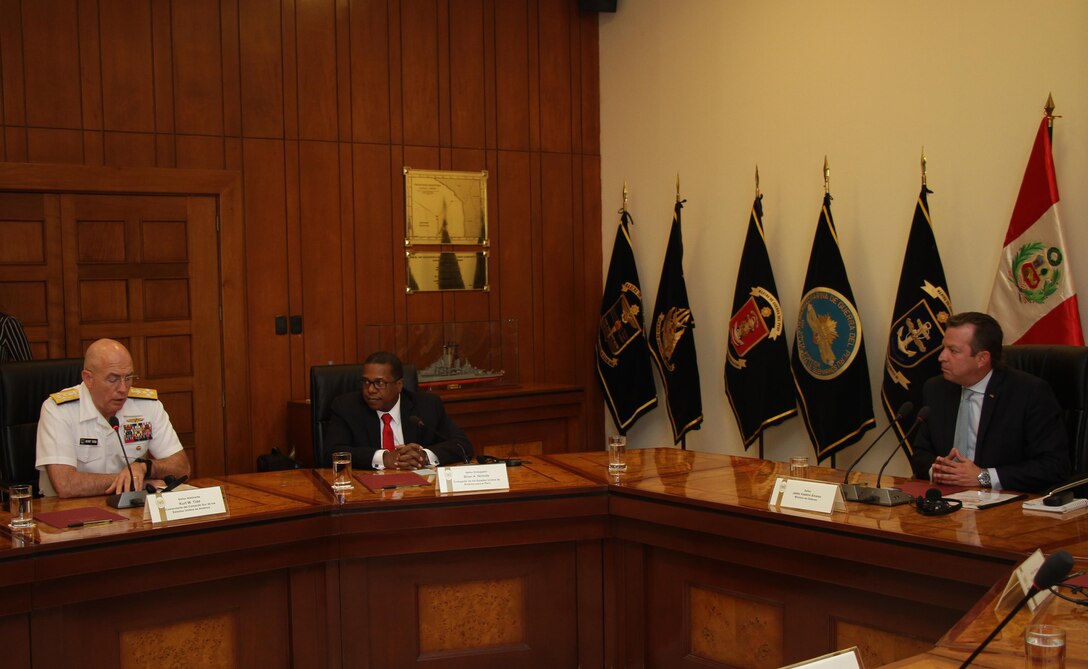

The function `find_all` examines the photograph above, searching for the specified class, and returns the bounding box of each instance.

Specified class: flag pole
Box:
[620,181,629,216]
[920,147,927,188]
[823,156,831,196]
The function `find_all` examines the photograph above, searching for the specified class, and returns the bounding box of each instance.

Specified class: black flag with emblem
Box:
[596,210,658,433]
[724,195,797,448]
[790,193,875,461]
[649,200,703,443]
[881,186,952,452]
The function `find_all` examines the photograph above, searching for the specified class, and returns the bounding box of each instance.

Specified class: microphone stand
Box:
[106,416,148,509]
[841,402,912,502]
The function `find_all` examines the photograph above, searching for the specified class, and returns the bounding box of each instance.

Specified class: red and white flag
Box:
[987,116,1084,344]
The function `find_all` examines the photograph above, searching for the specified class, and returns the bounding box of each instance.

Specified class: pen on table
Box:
[67,520,113,528]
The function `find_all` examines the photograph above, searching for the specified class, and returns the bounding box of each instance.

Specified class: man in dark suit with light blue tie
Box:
[909,312,1070,493]
[323,351,472,470]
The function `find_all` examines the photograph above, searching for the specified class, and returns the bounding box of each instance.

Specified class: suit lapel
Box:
[399,392,419,443]
[974,368,1005,457]
[937,381,960,449]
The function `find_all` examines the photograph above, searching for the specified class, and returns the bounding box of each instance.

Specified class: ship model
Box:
[418,342,504,389]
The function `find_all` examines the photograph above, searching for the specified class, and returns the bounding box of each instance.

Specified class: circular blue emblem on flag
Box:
[795,288,862,380]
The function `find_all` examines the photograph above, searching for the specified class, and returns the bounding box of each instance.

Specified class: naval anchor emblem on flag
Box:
[727,288,784,367]
[795,287,862,380]
[599,283,645,367]
[1007,242,1064,305]
[886,296,949,391]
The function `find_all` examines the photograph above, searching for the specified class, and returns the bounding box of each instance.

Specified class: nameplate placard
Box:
[144,486,227,524]
[437,463,509,493]
[771,477,846,515]
[995,548,1051,613]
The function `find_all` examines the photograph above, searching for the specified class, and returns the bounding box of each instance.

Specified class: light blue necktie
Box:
[953,387,981,461]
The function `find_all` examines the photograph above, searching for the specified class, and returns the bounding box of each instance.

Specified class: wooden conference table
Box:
[0,449,1085,668]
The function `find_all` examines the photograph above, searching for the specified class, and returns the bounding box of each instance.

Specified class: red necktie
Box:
[381,413,395,451]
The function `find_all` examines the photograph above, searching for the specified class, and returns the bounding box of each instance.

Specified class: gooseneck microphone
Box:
[958,550,1074,668]
[106,416,148,508]
[841,402,913,500]
[409,415,470,464]
[875,405,930,488]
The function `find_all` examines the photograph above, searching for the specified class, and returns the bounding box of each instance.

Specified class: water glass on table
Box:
[8,484,34,530]
[607,435,627,474]
[1025,624,1065,669]
[331,451,354,491]
[789,456,809,479]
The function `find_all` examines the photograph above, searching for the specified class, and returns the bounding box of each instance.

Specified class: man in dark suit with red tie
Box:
[909,312,1070,493]
[323,351,473,470]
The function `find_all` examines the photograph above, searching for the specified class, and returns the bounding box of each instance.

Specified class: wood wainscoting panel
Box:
[418,577,525,654]
[345,542,579,668]
[688,584,783,669]
[119,612,237,669]
[833,619,933,669]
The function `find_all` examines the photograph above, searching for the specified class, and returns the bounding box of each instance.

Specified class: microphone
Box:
[106,416,148,508]
[409,415,470,464]
[958,550,1074,669]
[875,406,931,488]
[841,402,913,500]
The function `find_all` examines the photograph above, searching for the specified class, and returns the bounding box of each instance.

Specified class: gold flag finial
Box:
[1045,93,1061,131]
[676,172,681,203]
[921,147,927,188]
[755,165,760,197]
[823,156,830,194]
[618,181,629,215]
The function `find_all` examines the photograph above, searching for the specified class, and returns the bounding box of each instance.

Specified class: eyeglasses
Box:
[361,377,400,390]
[102,373,139,387]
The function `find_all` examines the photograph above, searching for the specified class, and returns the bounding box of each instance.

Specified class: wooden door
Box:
[58,194,225,475]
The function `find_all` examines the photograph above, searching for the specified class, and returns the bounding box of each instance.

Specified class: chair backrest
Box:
[0,358,84,492]
[309,362,417,467]
[1003,344,1088,476]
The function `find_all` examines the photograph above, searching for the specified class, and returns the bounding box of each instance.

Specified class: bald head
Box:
[82,339,136,418]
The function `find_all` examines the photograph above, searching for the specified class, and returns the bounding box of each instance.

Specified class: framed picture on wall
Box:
[404,167,489,246]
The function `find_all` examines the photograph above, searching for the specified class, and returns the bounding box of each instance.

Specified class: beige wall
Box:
[599,0,1088,475]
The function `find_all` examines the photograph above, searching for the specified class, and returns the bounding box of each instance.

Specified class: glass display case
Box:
[361,320,518,391]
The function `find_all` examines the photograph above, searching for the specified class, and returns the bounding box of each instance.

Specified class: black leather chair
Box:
[310,363,418,468]
[1004,344,1088,477]
[0,358,83,494]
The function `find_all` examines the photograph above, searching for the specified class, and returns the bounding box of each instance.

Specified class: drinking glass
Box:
[8,484,34,530]
[607,435,627,473]
[331,452,353,491]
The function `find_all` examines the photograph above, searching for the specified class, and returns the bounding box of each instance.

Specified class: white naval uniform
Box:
[35,382,184,495]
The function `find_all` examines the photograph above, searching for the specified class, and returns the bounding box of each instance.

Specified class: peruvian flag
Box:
[987,116,1084,345]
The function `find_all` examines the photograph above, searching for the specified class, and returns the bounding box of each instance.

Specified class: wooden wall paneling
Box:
[353,144,394,359]
[540,153,576,385]
[578,10,600,156]
[449,148,491,325]
[537,0,573,153]
[0,0,26,162]
[20,1,81,131]
[172,0,225,139]
[528,153,543,380]
[238,0,286,139]
[436,0,452,150]
[216,173,250,472]
[402,146,441,326]
[25,129,83,165]
[0,193,63,357]
[242,140,293,466]
[0,613,29,669]
[98,0,154,134]
[494,0,530,151]
[76,0,103,166]
[582,155,603,452]
[284,137,307,403]
[448,0,487,150]
[481,0,498,150]
[176,135,228,170]
[281,0,300,142]
[220,0,243,139]
[525,0,542,153]
[334,0,352,143]
[187,195,228,474]
[338,149,357,360]
[104,133,157,168]
[495,151,534,386]
[299,141,346,368]
[387,1,404,146]
[150,0,175,167]
[399,0,440,148]
[288,563,337,668]
[350,0,392,144]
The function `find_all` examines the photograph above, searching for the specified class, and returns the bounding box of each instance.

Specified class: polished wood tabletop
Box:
[551,448,1088,561]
